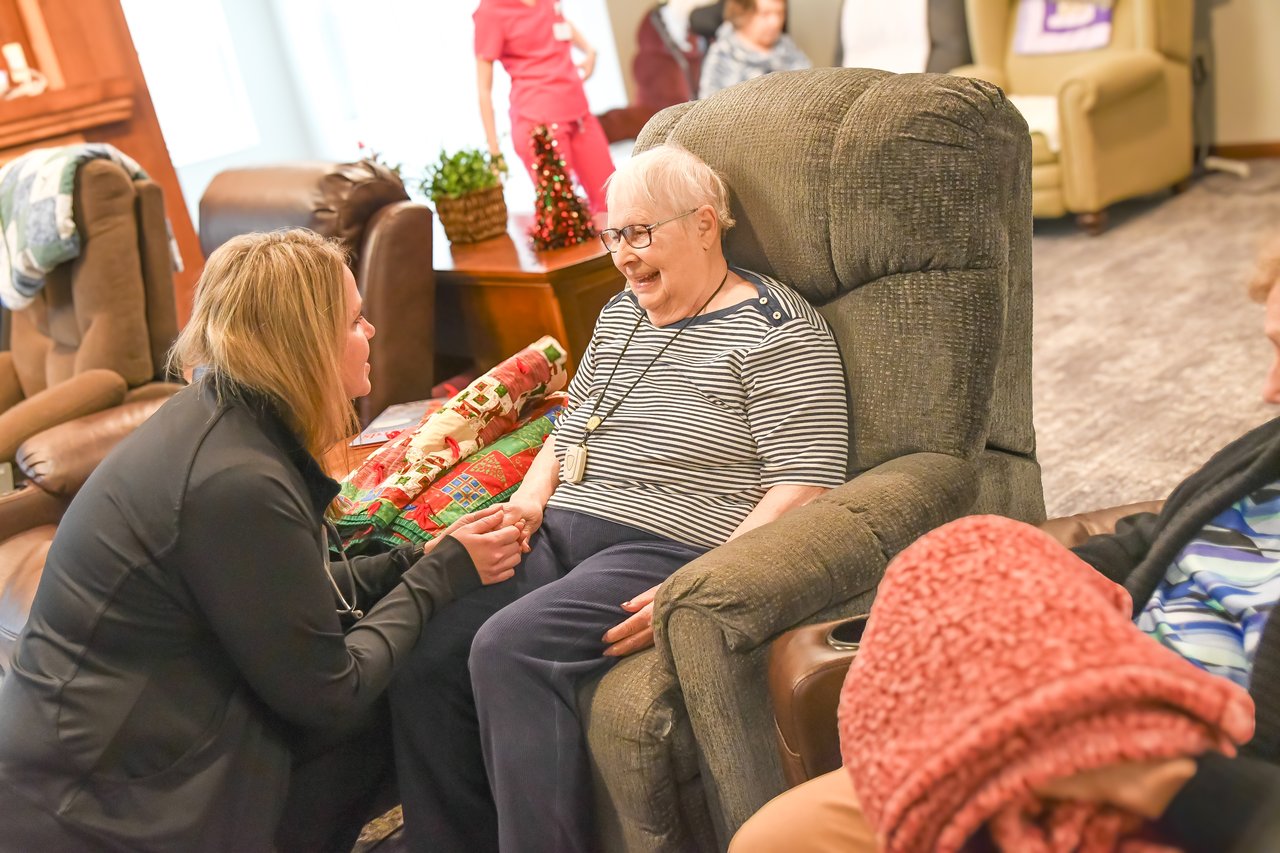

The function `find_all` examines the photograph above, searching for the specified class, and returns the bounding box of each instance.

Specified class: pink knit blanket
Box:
[839,515,1256,853]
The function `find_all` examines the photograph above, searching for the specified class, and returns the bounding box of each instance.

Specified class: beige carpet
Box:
[1032,159,1280,518]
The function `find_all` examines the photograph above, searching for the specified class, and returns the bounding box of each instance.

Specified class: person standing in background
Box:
[475,0,615,215]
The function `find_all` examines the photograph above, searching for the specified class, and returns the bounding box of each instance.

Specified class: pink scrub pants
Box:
[511,112,614,215]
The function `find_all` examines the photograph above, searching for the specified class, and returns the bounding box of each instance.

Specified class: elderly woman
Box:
[391,145,850,853]
[0,230,521,852]
[698,0,811,99]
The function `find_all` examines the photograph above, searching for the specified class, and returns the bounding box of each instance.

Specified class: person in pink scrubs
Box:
[475,0,616,215]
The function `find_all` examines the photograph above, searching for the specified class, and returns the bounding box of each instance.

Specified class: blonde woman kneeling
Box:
[0,230,521,852]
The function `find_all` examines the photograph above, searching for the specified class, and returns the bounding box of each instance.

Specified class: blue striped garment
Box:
[547,268,850,549]
[1136,484,1280,688]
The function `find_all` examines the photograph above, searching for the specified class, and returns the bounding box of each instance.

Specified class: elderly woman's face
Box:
[607,193,714,320]
[739,0,786,49]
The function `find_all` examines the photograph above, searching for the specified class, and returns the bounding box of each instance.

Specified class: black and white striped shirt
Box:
[547,269,849,549]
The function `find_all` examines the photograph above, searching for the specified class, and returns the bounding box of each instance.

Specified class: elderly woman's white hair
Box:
[606,145,737,233]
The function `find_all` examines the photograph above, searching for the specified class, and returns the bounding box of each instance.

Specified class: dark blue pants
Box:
[390,508,706,853]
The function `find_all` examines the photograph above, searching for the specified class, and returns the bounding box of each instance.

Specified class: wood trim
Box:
[17,0,63,89]
[1211,142,1280,159]
[0,78,133,149]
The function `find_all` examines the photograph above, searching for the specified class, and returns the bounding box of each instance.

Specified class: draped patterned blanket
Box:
[0,143,184,310]
[330,336,569,548]
[360,397,565,550]
[839,515,1255,853]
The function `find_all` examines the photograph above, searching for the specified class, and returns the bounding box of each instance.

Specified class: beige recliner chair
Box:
[954,0,1193,233]
[0,158,180,465]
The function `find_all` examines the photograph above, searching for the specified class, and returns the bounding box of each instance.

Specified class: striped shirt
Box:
[547,269,849,549]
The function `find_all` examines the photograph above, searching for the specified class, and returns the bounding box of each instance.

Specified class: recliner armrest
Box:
[0,486,65,543]
[1038,500,1165,550]
[17,396,170,500]
[0,369,128,463]
[654,451,978,657]
[1058,50,1165,111]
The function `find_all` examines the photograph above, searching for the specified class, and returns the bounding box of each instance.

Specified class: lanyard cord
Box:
[583,268,729,445]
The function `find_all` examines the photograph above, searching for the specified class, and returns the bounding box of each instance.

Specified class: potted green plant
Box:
[420,148,508,244]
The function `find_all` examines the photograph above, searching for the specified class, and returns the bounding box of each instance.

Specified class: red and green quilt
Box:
[329,336,569,549]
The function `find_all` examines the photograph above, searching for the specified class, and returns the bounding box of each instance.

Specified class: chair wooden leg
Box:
[1076,210,1109,236]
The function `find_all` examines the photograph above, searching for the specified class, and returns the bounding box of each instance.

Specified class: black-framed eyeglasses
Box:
[598,208,697,253]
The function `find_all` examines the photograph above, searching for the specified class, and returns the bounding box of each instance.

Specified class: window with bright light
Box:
[121,0,259,167]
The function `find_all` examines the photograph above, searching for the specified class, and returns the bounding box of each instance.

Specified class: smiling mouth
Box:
[630,269,659,287]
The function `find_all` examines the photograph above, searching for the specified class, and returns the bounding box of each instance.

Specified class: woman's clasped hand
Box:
[432,506,527,585]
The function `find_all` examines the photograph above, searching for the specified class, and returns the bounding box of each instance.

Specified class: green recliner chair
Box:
[580,67,1044,851]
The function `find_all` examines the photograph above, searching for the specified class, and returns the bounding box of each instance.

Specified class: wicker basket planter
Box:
[435,185,508,244]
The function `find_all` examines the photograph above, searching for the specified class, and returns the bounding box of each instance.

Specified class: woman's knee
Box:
[468,606,525,687]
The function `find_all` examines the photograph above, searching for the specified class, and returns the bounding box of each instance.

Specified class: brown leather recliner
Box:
[768,501,1166,788]
[0,397,169,677]
[0,158,181,465]
[199,161,436,425]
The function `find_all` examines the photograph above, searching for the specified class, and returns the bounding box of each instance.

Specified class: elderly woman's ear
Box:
[695,204,719,249]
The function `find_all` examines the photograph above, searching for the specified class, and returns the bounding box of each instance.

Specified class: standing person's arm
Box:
[1036,752,1280,853]
[568,21,597,80]
[474,5,506,160]
[476,58,503,159]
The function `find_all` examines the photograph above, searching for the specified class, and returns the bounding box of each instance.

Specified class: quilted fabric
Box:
[363,396,565,550]
[330,336,568,547]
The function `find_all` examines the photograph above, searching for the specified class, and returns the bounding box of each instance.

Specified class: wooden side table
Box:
[433,213,624,375]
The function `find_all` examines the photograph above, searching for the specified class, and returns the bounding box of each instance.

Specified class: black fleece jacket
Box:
[0,381,480,851]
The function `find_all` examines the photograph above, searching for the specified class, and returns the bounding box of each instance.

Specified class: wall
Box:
[122,0,317,228]
[1210,0,1280,147]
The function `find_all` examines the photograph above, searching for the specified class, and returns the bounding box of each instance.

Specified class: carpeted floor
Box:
[1032,159,1280,518]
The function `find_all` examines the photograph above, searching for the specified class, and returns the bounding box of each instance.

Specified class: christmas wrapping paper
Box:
[361,397,566,550]
[329,336,569,547]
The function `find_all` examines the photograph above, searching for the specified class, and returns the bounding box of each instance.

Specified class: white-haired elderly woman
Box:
[390,144,851,853]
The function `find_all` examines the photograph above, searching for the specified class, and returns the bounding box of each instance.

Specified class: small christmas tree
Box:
[528,124,596,250]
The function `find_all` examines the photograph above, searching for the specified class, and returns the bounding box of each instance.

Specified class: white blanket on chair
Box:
[1009,94,1061,153]
[840,0,930,73]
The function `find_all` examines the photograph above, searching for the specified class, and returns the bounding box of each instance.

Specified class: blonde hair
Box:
[606,145,736,235]
[169,229,357,459]
[1248,231,1280,303]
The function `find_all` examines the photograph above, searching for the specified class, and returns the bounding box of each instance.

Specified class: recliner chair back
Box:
[199,161,436,425]
[635,67,1043,519]
[8,158,177,397]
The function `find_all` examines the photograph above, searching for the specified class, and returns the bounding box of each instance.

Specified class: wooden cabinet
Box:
[433,213,624,375]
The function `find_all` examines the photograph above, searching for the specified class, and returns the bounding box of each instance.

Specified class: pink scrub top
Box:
[474,0,591,124]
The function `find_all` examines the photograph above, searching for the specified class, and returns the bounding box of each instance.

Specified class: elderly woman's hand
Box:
[499,497,545,553]
[602,583,662,657]
[448,506,525,585]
